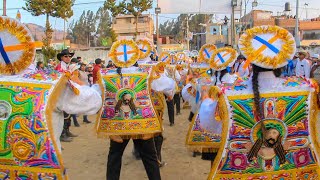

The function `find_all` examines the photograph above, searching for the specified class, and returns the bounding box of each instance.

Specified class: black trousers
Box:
[107,139,161,180]
[153,135,163,162]
[188,111,194,122]
[166,99,174,124]
[62,112,71,134]
[173,93,181,114]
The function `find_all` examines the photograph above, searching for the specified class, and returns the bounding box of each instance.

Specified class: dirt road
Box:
[62,107,210,180]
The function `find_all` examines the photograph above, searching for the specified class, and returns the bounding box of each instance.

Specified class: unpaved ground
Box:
[62,107,210,180]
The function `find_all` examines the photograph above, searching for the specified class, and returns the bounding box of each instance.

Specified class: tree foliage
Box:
[24,0,74,63]
[159,14,213,49]
[68,8,117,47]
[104,0,153,38]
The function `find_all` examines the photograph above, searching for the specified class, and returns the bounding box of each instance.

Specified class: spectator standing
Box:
[47,59,56,70]
[310,54,320,78]
[295,51,311,78]
[310,54,320,106]
[77,57,82,64]
[36,61,45,71]
[93,58,102,84]
[106,60,114,68]
[234,55,250,77]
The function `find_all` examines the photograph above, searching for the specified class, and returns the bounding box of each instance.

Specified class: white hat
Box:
[209,47,237,71]
[238,25,296,69]
[311,54,319,59]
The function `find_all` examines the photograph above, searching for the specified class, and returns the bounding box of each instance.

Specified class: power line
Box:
[0,1,105,11]
[259,3,320,11]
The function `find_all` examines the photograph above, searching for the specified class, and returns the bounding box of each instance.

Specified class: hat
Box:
[238,26,296,69]
[198,44,217,63]
[0,16,36,75]
[57,49,75,61]
[71,58,78,63]
[311,54,319,60]
[237,54,246,60]
[87,64,93,68]
[109,39,139,68]
[298,50,308,57]
[209,47,237,71]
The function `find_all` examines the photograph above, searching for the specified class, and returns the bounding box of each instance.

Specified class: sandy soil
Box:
[61,107,210,180]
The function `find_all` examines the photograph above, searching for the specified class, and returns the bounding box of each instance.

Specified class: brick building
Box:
[240,10,320,46]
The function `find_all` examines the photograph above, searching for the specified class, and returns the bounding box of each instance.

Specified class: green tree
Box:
[104,0,126,17]
[24,0,74,63]
[159,14,213,49]
[104,0,153,39]
[95,7,117,46]
[69,10,97,47]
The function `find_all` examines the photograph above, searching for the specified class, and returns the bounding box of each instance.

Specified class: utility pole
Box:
[155,0,161,54]
[295,0,300,47]
[304,3,308,20]
[63,19,66,49]
[231,2,236,47]
[186,15,190,51]
[3,0,6,16]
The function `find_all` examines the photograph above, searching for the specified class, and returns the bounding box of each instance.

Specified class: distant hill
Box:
[24,23,65,42]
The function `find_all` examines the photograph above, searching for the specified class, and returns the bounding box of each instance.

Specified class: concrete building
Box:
[112,14,154,38]
[240,10,320,46]
[205,22,241,47]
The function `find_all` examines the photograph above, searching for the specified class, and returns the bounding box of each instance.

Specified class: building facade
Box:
[240,10,320,46]
[112,14,154,38]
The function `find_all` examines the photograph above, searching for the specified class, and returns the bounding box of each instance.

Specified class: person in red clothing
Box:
[93,58,102,84]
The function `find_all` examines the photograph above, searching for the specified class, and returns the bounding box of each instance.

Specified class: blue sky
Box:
[0,0,319,30]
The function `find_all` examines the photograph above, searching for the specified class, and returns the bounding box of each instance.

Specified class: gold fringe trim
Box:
[176,52,187,61]
[136,39,152,59]
[310,91,320,155]
[199,44,217,63]
[95,71,163,139]
[239,25,295,69]
[159,52,171,64]
[45,75,68,180]
[209,47,236,71]
[94,71,105,137]
[96,132,161,140]
[109,39,139,68]
[213,165,319,179]
[0,17,35,75]
[186,146,219,153]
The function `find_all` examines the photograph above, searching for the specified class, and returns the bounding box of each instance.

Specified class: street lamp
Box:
[295,0,300,47]
[232,0,238,6]
[252,0,258,8]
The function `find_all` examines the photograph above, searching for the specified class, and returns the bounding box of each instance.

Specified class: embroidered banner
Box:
[0,78,65,180]
[97,72,161,137]
[208,91,320,179]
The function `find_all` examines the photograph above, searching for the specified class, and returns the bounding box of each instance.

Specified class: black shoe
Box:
[74,122,80,127]
[159,161,167,168]
[83,120,92,124]
[60,134,73,142]
[66,130,78,137]
[170,123,174,126]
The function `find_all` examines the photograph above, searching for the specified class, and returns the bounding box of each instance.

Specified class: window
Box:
[138,17,145,23]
